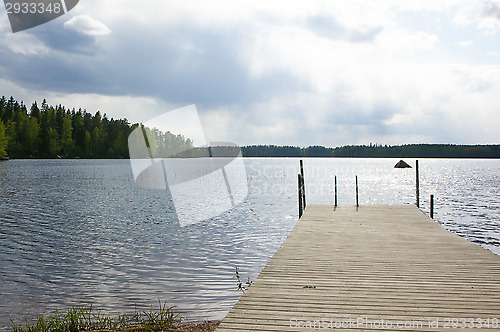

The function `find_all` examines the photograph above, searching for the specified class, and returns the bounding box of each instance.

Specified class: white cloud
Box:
[376,29,440,52]
[455,40,474,47]
[218,59,500,145]
[64,15,112,36]
[454,0,500,34]
[383,114,413,126]
[480,0,500,34]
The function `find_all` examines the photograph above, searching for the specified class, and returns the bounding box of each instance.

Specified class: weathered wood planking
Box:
[216,205,500,331]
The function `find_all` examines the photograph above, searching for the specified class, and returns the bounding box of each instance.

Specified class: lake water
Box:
[0,158,499,329]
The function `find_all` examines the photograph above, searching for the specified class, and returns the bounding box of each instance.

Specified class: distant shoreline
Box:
[3,156,500,160]
[2,144,500,160]
[238,144,500,159]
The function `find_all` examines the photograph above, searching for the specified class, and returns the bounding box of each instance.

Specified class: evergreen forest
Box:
[0,96,192,160]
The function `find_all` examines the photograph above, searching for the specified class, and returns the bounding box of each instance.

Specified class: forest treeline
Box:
[1,96,499,160]
[329,144,500,158]
[238,144,500,158]
[0,96,192,160]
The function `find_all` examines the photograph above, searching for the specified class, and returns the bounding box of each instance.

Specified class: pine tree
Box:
[25,117,40,157]
[47,127,60,157]
[5,121,18,157]
[83,130,92,158]
[30,101,40,120]
[72,110,85,156]
[0,120,8,159]
[61,115,74,157]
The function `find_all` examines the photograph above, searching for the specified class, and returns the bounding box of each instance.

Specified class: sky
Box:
[1,0,500,147]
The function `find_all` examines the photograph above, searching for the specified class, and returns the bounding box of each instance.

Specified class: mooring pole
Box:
[416,160,420,208]
[334,175,338,207]
[301,174,306,211]
[355,175,359,207]
[298,173,303,218]
[300,160,306,208]
[430,194,434,219]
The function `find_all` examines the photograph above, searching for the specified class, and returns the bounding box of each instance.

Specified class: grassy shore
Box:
[10,300,220,332]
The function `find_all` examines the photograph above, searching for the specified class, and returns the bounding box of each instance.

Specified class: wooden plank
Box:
[216,205,500,331]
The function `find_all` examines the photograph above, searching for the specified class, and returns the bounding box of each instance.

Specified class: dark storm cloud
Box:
[0,21,303,107]
[0,44,98,93]
[0,19,106,93]
[102,26,254,103]
[101,24,306,106]
[35,24,100,55]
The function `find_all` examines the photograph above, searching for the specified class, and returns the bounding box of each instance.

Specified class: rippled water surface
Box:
[0,158,498,329]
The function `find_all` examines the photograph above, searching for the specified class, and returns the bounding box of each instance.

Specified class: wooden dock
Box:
[216,205,500,331]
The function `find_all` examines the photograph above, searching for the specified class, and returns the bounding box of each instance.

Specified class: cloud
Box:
[64,15,112,36]
[306,14,382,42]
[455,0,500,34]
[0,78,174,123]
[479,0,500,33]
[35,27,100,55]
[2,32,49,56]
[455,40,474,47]
[1,0,500,146]
[204,61,500,146]
[378,29,440,52]
[482,0,500,20]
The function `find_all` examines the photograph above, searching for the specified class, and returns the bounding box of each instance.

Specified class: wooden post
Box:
[301,174,306,212]
[430,194,434,219]
[416,160,420,208]
[298,174,303,218]
[300,160,306,208]
[334,175,338,207]
[355,175,359,207]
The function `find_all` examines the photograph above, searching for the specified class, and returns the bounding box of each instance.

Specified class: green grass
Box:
[10,299,181,332]
[233,267,253,294]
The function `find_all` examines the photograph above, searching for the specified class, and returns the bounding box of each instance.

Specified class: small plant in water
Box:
[10,299,181,332]
[234,267,253,294]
